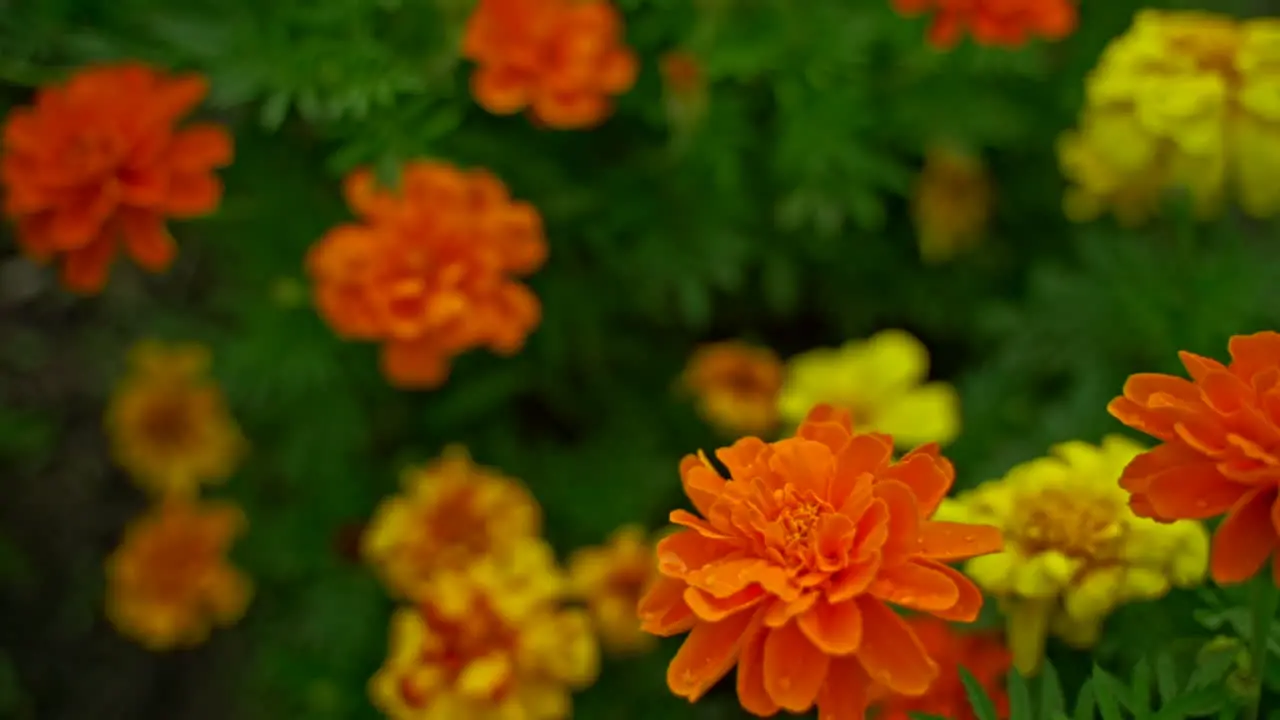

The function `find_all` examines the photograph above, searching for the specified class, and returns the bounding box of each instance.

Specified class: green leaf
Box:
[1007,669,1034,720]
[1152,686,1229,720]
[959,666,1000,720]
[1156,653,1181,706]
[1093,665,1126,720]
[1188,642,1240,691]
[1075,681,1098,720]
[1041,659,1069,717]
[1132,657,1154,718]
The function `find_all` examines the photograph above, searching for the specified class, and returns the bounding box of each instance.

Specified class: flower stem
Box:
[1246,575,1279,720]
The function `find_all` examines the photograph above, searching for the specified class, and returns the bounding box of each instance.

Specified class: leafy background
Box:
[1,0,1279,717]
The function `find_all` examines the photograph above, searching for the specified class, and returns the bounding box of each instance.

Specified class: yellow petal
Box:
[867,382,961,446]
[1006,597,1054,677]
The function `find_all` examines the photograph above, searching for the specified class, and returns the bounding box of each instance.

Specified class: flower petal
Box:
[762,620,831,712]
[881,445,952,516]
[684,585,766,623]
[736,624,779,716]
[667,610,758,701]
[853,596,937,695]
[816,657,871,720]
[873,480,920,565]
[1143,463,1252,519]
[1211,489,1278,584]
[916,560,985,622]
[917,520,1004,561]
[868,560,960,612]
[872,383,961,447]
[679,453,725,517]
[797,597,863,655]
[638,575,695,636]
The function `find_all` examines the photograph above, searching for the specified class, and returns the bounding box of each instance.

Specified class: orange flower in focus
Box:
[105,499,252,651]
[1109,331,1280,585]
[463,0,638,129]
[681,341,784,436]
[891,0,1076,49]
[306,162,547,388]
[1,63,232,293]
[568,524,658,655]
[871,618,1011,720]
[637,405,1004,718]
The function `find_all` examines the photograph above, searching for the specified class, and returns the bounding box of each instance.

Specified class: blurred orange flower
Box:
[681,341,784,436]
[1,63,232,293]
[105,499,252,651]
[1109,331,1280,585]
[463,0,638,129]
[306,162,547,388]
[871,617,1011,720]
[913,144,993,264]
[363,445,545,604]
[637,404,1003,718]
[891,0,1076,49]
[106,340,246,498]
[568,524,657,655]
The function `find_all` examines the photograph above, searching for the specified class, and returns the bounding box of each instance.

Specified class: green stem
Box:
[1246,575,1279,720]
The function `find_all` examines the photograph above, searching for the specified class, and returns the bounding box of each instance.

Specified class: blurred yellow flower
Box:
[937,436,1209,676]
[1059,10,1280,224]
[567,524,656,656]
[369,545,599,720]
[680,340,784,436]
[105,498,252,651]
[777,329,960,447]
[362,445,545,604]
[106,341,246,497]
[912,144,993,264]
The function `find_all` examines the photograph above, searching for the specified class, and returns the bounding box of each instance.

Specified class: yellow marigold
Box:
[105,498,252,651]
[1059,10,1280,224]
[567,524,656,656]
[912,144,993,264]
[937,436,1210,676]
[681,341,784,436]
[105,340,245,498]
[778,329,960,447]
[369,545,599,720]
[362,445,546,606]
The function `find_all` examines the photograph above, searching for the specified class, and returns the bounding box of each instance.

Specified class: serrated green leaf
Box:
[1041,659,1069,717]
[1007,670,1033,720]
[1132,657,1154,718]
[1188,643,1239,690]
[960,666,999,720]
[1156,653,1180,705]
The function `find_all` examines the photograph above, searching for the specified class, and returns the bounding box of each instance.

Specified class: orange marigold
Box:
[681,341,784,437]
[1109,331,1280,585]
[305,161,547,388]
[1,63,232,293]
[463,0,638,129]
[870,618,1011,720]
[891,0,1076,49]
[637,404,1004,718]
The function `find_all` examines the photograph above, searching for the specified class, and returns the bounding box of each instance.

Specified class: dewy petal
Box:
[827,554,881,603]
[656,530,737,578]
[667,609,758,701]
[736,624,780,716]
[881,447,952,516]
[853,596,937,696]
[1210,488,1278,584]
[638,575,695,636]
[867,560,960,612]
[797,597,863,655]
[872,481,920,565]
[915,560,985,622]
[685,557,774,598]
[816,657,871,720]
[763,592,818,628]
[762,620,831,712]
[684,585,766,623]
[1143,463,1252,519]
[917,520,1004,561]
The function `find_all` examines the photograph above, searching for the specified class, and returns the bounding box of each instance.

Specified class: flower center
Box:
[422,491,494,567]
[1009,488,1126,561]
[139,394,197,452]
[401,604,518,706]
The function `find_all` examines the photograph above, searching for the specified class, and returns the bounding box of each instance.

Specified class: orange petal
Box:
[119,210,176,271]
[61,237,116,293]
[168,124,234,171]
[853,596,937,695]
[1229,332,1280,381]
[1144,464,1250,519]
[655,530,736,578]
[717,436,771,478]
[882,448,951,516]
[1119,442,1209,492]
[763,592,818,628]
[831,434,893,506]
[1210,489,1278,584]
[380,340,450,389]
[669,509,731,539]
[679,454,725,516]
[684,585,767,623]
[873,481,920,564]
[471,65,532,114]
[165,173,223,216]
[916,560,985,622]
[638,575,695,636]
[736,624,780,716]
[797,597,862,655]
[762,620,830,712]
[867,560,959,612]
[917,521,1004,561]
[769,439,835,497]
[816,657,871,720]
[828,555,881,603]
[668,610,759,701]
[798,417,853,456]
[814,513,858,572]
[1179,350,1228,382]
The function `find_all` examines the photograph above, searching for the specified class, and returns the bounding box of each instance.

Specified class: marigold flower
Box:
[682,341,784,436]
[306,161,547,388]
[105,498,252,651]
[912,144,993,264]
[1108,331,1280,586]
[363,445,547,607]
[1059,11,1280,224]
[660,50,707,129]
[1,62,232,293]
[870,618,1011,720]
[462,0,638,129]
[939,436,1209,676]
[369,547,598,720]
[567,524,657,655]
[105,340,245,498]
[891,0,1076,49]
[778,330,961,447]
[637,404,1003,718]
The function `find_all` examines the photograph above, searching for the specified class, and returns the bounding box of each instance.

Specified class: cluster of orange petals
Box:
[1,63,232,293]
[871,617,1010,720]
[306,162,547,388]
[637,404,1003,719]
[891,0,1077,49]
[463,0,638,129]
[1109,331,1280,586]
